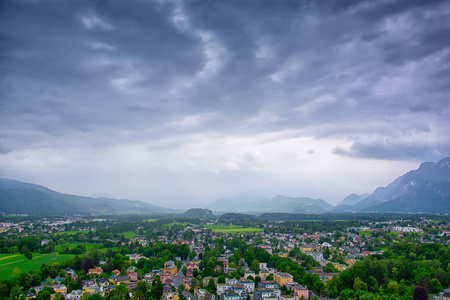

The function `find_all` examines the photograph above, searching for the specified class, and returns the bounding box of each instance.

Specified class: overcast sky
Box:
[1,0,449,209]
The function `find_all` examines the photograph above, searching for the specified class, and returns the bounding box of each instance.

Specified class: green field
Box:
[121,231,136,239]
[0,254,75,279]
[163,222,189,227]
[52,230,95,236]
[359,230,373,236]
[54,243,103,253]
[204,225,263,233]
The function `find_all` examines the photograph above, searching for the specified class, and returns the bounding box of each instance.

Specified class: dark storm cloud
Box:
[1,0,449,163]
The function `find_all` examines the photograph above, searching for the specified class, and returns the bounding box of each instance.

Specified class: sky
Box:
[1,0,449,209]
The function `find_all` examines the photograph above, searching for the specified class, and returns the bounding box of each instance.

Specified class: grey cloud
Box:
[332,140,449,161]
[1,0,450,204]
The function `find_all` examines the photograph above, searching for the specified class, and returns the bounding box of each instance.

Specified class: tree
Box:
[354,277,368,292]
[81,258,95,274]
[413,286,427,300]
[90,249,101,265]
[21,245,30,257]
[151,276,164,300]
[431,278,442,293]
[87,294,105,300]
[25,251,33,260]
[114,284,129,300]
[191,278,199,291]
[134,281,150,300]
[323,262,337,273]
[251,260,260,273]
[218,275,226,284]
[206,278,217,295]
[339,288,354,300]
[10,285,22,300]
[255,276,262,288]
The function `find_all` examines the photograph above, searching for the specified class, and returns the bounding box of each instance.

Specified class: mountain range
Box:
[209,157,450,214]
[0,178,177,215]
[207,193,334,213]
[1,157,449,215]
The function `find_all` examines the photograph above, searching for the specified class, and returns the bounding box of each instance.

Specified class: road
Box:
[172,259,190,287]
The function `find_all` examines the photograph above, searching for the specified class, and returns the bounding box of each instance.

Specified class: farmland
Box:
[0,254,75,279]
[204,225,263,233]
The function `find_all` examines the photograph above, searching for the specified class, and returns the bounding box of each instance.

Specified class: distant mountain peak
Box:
[0,178,177,215]
[346,157,450,213]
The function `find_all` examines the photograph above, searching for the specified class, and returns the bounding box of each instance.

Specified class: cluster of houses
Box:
[216,272,309,300]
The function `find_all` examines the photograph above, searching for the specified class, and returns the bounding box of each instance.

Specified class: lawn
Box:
[163,222,189,227]
[54,243,103,253]
[0,253,75,279]
[204,225,263,233]
[359,230,373,236]
[121,231,136,239]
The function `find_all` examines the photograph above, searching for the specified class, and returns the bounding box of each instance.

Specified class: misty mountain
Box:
[207,191,267,212]
[208,193,333,213]
[336,193,369,206]
[0,178,177,215]
[350,157,450,213]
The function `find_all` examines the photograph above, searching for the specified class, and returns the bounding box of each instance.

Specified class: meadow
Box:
[121,231,136,239]
[53,243,103,252]
[0,253,75,279]
[204,225,263,233]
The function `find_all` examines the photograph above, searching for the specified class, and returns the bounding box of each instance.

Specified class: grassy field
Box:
[204,225,263,233]
[52,230,95,236]
[163,222,189,227]
[121,231,136,239]
[0,253,75,279]
[359,230,373,236]
[144,219,157,222]
[54,243,103,253]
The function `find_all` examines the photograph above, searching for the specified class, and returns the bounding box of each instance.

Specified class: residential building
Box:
[275,272,293,287]
[293,285,309,300]
[220,290,241,300]
[253,288,281,300]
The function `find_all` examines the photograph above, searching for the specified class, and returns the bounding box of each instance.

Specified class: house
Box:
[66,290,83,300]
[182,291,196,300]
[51,284,67,294]
[88,268,103,276]
[274,272,293,287]
[112,269,121,276]
[95,278,110,287]
[114,276,130,284]
[64,268,78,280]
[253,288,281,300]
[231,284,247,300]
[128,272,138,282]
[238,280,255,293]
[258,281,279,289]
[163,292,179,300]
[195,289,208,300]
[293,285,309,300]
[220,290,241,300]
[81,280,95,288]
[195,289,215,300]
[23,292,36,300]
[259,270,270,280]
[217,284,231,295]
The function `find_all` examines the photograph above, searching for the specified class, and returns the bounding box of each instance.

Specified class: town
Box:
[1,213,450,300]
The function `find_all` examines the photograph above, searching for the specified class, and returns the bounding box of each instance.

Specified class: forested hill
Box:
[0,178,177,215]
